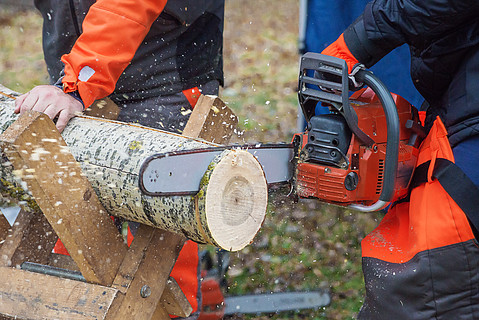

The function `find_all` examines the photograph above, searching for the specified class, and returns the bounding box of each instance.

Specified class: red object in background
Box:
[183,87,201,108]
[52,237,70,255]
[419,110,426,126]
[198,271,225,320]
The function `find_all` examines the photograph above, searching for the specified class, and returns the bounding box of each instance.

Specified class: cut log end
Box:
[202,149,267,251]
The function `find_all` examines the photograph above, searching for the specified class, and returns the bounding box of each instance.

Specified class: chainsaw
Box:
[139,53,425,212]
[292,52,425,211]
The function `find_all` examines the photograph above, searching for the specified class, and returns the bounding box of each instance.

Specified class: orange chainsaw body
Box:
[294,88,419,206]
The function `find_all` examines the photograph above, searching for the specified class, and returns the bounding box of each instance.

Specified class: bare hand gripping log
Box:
[0,84,268,251]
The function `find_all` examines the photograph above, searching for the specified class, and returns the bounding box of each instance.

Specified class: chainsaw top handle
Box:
[298,52,400,208]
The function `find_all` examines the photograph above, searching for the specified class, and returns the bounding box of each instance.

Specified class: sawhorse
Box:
[0,95,237,319]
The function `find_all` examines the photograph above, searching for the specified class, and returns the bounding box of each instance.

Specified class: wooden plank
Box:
[8,209,57,267]
[112,223,155,294]
[152,303,170,320]
[111,223,191,317]
[160,277,193,318]
[105,229,186,319]
[182,95,238,144]
[0,267,117,320]
[0,209,33,267]
[46,96,118,273]
[0,209,12,246]
[0,111,127,285]
[0,206,57,268]
[48,253,80,271]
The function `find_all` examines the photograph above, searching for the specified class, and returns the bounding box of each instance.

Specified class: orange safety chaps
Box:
[358,118,479,319]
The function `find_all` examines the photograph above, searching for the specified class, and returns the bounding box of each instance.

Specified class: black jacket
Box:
[344,0,479,146]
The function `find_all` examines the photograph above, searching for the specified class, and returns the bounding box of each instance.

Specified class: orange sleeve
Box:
[61,0,168,107]
[321,34,359,73]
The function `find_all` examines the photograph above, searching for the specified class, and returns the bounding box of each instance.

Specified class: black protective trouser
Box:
[114,80,220,133]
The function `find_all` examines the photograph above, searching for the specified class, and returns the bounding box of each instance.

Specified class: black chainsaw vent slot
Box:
[304,114,351,167]
[376,159,385,194]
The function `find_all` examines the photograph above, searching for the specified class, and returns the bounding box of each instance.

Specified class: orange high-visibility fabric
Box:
[198,276,225,320]
[361,117,475,263]
[170,240,200,314]
[52,238,69,255]
[61,0,168,107]
[321,34,359,73]
[183,87,201,109]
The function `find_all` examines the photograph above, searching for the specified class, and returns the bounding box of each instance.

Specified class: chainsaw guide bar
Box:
[223,291,330,315]
[139,144,294,196]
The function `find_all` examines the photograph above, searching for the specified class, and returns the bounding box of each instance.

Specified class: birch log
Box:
[0,85,267,251]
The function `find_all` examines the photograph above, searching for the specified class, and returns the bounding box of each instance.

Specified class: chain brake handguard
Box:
[298,53,375,147]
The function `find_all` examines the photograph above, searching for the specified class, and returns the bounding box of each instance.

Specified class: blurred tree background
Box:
[0,1,380,319]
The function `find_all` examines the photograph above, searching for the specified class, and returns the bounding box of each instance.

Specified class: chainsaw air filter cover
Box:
[303,114,352,167]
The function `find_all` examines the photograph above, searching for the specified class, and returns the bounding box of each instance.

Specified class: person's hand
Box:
[322,34,359,73]
[14,85,83,132]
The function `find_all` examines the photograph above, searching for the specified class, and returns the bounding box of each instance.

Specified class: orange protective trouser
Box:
[358,117,479,319]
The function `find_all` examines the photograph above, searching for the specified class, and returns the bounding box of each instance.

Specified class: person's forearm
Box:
[61,0,168,107]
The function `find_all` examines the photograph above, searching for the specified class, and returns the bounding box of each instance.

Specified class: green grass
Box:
[223,195,378,319]
[0,8,49,92]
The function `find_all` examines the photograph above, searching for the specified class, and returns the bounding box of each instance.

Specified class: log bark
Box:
[0,84,267,251]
